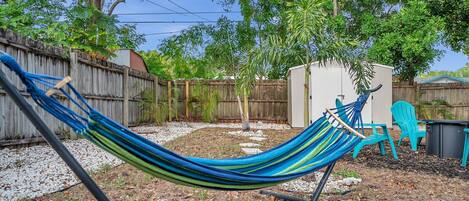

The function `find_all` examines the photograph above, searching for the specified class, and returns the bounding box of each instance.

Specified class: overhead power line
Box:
[115,11,241,16]
[145,0,179,13]
[118,20,241,24]
[143,31,182,36]
[166,0,210,21]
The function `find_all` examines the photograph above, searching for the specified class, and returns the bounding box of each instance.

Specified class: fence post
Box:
[415,83,420,105]
[68,50,78,139]
[185,80,189,119]
[153,75,159,105]
[168,80,172,121]
[123,68,129,126]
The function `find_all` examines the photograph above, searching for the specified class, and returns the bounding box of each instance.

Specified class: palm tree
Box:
[238,0,373,126]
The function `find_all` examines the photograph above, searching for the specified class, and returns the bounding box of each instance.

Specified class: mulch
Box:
[35,127,469,201]
[347,140,469,180]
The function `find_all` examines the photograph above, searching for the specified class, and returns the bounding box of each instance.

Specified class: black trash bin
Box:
[426,120,469,159]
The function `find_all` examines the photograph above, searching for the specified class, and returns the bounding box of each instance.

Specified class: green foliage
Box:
[155,17,245,79]
[190,82,219,122]
[420,64,469,78]
[0,0,65,43]
[426,0,469,54]
[137,89,167,125]
[365,0,443,83]
[171,82,181,121]
[0,0,145,57]
[139,51,173,80]
[238,0,374,94]
[417,99,454,120]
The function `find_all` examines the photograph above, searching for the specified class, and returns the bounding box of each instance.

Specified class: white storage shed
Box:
[287,60,393,128]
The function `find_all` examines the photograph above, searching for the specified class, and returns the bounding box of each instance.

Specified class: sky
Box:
[113,0,468,72]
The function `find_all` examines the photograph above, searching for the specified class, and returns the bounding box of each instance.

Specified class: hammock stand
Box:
[0,51,381,201]
[259,86,381,201]
[0,66,109,200]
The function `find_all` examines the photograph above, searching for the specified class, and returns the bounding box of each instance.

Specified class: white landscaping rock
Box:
[227,130,265,137]
[0,122,289,201]
[340,177,362,186]
[280,172,362,194]
[239,143,260,147]
[250,137,267,141]
[241,148,263,155]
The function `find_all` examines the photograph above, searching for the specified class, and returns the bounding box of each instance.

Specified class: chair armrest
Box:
[417,120,426,124]
[362,123,387,128]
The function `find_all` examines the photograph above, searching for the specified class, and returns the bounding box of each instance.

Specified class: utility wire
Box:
[143,31,182,36]
[166,0,210,21]
[115,11,240,16]
[145,0,179,13]
[118,20,241,24]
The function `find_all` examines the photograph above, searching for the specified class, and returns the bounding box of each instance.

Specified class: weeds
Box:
[138,89,168,125]
[335,168,360,179]
[196,189,209,200]
[113,175,126,189]
[190,81,219,122]
[97,164,113,174]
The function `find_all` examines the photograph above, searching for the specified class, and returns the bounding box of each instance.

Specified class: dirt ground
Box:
[36,127,469,201]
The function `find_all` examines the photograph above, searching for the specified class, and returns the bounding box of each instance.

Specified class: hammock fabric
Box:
[0,53,368,190]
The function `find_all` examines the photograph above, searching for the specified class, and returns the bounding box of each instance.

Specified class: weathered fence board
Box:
[167,80,288,122]
[393,83,469,120]
[0,30,155,145]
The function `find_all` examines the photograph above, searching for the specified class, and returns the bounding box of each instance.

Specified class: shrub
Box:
[190,81,219,122]
[138,89,168,125]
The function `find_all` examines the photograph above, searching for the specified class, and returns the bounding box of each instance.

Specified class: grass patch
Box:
[195,189,209,200]
[335,168,360,178]
[97,164,113,174]
[113,175,127,189]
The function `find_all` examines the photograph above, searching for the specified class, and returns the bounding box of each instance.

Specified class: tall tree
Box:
[238,0,374,125]
[364,0,443,84]
[83,0,125,15]
[426,0,468,54]
[0,0,144,57]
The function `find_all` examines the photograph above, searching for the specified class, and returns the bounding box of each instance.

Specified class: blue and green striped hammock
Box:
[0,53,370,191]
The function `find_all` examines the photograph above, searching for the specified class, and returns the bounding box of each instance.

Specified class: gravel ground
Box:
[0,122,289,201]
[280,172,362,194]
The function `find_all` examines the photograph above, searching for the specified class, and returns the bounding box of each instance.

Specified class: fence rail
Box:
[393,83,469,120]
[0,30,288,146]
[160,80,288,122]
[0,30,158,146]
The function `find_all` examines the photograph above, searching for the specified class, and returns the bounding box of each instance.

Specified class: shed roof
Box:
[288,61,394,72]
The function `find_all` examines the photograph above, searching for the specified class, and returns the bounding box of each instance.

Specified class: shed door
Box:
[340,67,373,124]
[309,65,343,123]
[309,64,372,125]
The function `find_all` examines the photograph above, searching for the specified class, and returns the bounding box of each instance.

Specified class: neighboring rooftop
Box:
[108,49,149,73]
[415,75,469,84]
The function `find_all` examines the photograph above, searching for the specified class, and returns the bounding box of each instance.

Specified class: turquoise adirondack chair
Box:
[391,101,426,151]
[336,99,398,160]
[462,128,469,167]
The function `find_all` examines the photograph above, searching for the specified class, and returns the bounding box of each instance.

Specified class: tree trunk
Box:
[333,0,338,16]
[108,0,125,15]
[237,95,244,122]
[408,76,415,85]
[242,88,250,131]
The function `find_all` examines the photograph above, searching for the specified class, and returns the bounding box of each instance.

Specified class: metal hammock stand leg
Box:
[259,162,335,201]
[0,68,110,201]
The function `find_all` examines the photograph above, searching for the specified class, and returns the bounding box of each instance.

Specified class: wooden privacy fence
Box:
[160,80,288,122]
[393,83,469,120]
[0,30,159,146]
